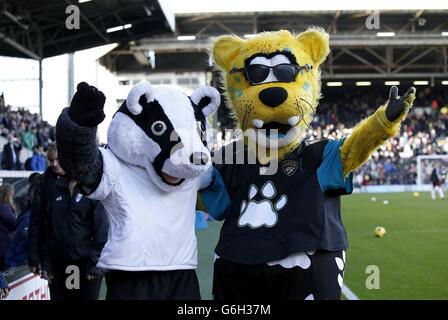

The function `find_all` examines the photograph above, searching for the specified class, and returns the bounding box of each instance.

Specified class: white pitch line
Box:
[392,228,448,234]
[342,284,360,300]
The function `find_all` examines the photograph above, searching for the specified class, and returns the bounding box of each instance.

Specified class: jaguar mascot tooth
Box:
[55,81,220,300]
[200,28,416,300]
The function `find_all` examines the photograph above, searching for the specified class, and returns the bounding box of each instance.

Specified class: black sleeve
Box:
[85,200,109,276]
[1,145,7,169]
[27,174,46,267]
[212,140,243,199]
[55,108,103,193]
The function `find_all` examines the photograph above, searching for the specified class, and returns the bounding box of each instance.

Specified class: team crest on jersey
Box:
[282,160,298,176]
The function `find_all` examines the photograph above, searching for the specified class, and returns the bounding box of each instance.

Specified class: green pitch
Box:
[196,192,448,300]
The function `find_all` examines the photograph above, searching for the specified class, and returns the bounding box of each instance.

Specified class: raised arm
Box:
[340,86,416,176]
[55,82,106,193]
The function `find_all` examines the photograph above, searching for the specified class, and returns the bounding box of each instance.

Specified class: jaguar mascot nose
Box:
[258,87,288,108]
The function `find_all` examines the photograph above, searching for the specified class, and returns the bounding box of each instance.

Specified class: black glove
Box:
[68,82,106,127]
[385,86,416,122]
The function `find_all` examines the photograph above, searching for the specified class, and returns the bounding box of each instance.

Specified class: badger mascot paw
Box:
[200,28,416,300]
[56,81,220,300]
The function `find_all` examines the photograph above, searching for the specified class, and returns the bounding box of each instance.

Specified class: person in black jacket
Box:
[2,133,22,170]
[28,143,109,300]
[430,166,445,200]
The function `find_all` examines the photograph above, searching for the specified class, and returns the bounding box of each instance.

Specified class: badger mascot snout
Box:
[56,81,220,300]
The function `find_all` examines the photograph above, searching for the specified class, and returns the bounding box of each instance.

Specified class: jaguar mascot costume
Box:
[200,28,416,300]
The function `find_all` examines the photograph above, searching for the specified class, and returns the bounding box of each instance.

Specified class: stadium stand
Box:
[0,102,55,169]
[217,85,448,186]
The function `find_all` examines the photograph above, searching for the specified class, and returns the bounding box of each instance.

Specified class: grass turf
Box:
[99,192,447,300]
[196,192,448,300]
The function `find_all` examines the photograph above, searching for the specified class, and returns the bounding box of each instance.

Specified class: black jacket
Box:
[28,168,109,275]
[2,142,22,170]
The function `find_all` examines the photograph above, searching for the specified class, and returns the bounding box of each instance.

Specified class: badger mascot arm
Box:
[200,28,416,300]
[56,81,221,300]
[56,82,105,192]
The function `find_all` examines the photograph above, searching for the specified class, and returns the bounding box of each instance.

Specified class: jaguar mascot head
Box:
[212,28,329,160]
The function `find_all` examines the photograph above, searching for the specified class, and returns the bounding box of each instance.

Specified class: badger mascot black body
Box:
[56,82,220,299]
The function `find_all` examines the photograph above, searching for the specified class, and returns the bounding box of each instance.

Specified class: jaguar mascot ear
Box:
[295,28,330,66]
[212,35,245,70]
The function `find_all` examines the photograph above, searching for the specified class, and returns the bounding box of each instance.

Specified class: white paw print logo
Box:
[336,250,346,288]
[238,181,287,229]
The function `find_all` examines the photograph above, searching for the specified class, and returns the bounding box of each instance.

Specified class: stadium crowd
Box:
[313,86,448,186]
[218,86,448,186]
[0,86,447,185]
[0,101,55,171]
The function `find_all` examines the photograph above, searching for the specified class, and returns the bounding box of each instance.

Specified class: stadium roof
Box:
[0,0,175,59]
[166,0,448,14]
[102,10,448,80]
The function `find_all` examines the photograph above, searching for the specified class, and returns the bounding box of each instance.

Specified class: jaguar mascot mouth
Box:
[212,28,329,159]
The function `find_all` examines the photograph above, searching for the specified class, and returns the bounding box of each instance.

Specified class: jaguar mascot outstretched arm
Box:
[340,85,415,175]
[199,28,416,300]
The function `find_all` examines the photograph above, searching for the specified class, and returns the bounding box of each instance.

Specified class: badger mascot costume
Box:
[56,82,220,299]
[200,28,416,300]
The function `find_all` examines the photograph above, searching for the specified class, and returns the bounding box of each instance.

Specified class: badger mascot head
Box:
[212,28,329,160]
[108,82,220,191]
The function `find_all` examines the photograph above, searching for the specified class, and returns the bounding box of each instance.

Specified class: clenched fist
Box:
[68,82,106,127]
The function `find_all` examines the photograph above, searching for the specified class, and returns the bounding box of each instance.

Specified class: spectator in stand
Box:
[36,126,47,149]
[22,125,37,150]
[0,184,17,270]
[30,146,46,172]
[5,173,41,268]
[2,133,22,170]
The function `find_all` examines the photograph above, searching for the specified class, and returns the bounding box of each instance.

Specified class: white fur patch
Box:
[190,86,221,117]
[267,252,311,269]
[108,113,161,169]
[338,274,344,288]
[126,82,155,115]
[107,84,218,192]
[335,257,344,271]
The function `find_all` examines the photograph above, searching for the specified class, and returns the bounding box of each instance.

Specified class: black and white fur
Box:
[56,82,220,193]
[107,82,220,192]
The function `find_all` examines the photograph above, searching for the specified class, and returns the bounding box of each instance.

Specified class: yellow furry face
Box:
[213,28,330,157]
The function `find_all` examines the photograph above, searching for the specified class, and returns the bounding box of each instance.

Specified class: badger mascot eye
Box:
[151,120,167,136]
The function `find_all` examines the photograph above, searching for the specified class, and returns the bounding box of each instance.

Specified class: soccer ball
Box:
[371,197,377,202]
[413,192,420,197]
[383,200,389,205]
[374,226,386,238]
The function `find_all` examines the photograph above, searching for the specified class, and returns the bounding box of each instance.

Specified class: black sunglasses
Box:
[230,63,313,85]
